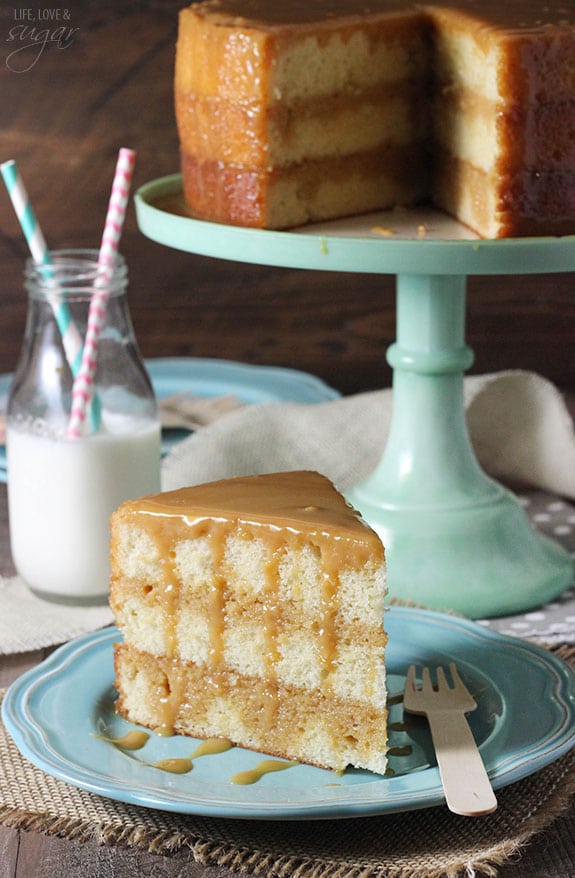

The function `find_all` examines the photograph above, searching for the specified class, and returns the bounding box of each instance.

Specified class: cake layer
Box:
[176,3,428,103]
[180,145,429,227]
[114,642,388,774]
[110,472,385,592]
[433,149,575,238]
[427,3,575,105]
[176,85,428,167]
[433,92,575,174]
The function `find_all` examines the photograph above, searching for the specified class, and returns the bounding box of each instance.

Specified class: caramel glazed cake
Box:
[110,471,388,775]
[175,0,575,238]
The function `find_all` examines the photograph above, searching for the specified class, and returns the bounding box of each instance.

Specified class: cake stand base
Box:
[349,480,572,619]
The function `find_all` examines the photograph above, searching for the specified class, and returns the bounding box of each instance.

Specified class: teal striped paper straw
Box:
[1,159,84,377]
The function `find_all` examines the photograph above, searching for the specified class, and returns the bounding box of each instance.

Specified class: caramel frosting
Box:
[189,0,575,32]
[189,0,421,28]
[124,470,381,552]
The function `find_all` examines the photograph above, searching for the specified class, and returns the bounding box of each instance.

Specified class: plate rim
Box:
[3,606,575,820]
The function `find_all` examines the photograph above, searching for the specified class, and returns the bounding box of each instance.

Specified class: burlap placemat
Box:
[2,646,575,878]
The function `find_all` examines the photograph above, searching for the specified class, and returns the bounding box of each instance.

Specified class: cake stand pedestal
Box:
[348,271,571,618]
[135,175,575,618]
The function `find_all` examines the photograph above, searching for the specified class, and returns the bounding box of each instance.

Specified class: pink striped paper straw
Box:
[67,148,136,438]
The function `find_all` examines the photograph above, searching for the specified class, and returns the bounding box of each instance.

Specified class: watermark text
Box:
[5,8,79,72]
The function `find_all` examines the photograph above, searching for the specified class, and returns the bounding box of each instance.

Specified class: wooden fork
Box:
[403,663,497,816]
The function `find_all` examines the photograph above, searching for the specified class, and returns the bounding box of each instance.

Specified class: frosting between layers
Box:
[180,144,430,227]
[176,84,429,166]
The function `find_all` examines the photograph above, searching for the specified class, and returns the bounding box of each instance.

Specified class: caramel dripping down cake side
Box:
[110,471,388,775]
[174,0,575,238]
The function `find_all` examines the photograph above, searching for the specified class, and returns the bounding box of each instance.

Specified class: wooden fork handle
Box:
[426,710,497,816]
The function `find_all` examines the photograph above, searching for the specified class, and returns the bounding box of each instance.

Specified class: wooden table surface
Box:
[1,2,575,875]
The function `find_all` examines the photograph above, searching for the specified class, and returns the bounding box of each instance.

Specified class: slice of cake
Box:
[110,471,388,774]
[174,0,575,238]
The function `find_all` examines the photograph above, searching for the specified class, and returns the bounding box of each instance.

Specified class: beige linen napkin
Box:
[163,370,575,499]
[0,577,113,655]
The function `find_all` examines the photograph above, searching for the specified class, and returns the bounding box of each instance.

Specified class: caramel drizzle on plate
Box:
[95,730,150,750]
[95,732,301,785]
[96,729,415,783]
[230,758,299,785]
[152,737,235,774]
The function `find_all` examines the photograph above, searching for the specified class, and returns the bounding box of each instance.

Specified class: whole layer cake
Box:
[175,0,575,237]
[110,470,388,774]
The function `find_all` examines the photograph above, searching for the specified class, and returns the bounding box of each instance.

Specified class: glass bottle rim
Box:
[25,248,128,299]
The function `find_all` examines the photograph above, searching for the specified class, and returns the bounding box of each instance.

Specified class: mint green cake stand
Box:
[135,174,575,618]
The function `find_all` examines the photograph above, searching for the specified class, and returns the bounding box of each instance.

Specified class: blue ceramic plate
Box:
[0,357,339,481]
[3,606,575,819]
[147,356,339,406]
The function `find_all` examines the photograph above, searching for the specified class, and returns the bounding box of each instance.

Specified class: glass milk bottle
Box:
[6,249,161,604]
